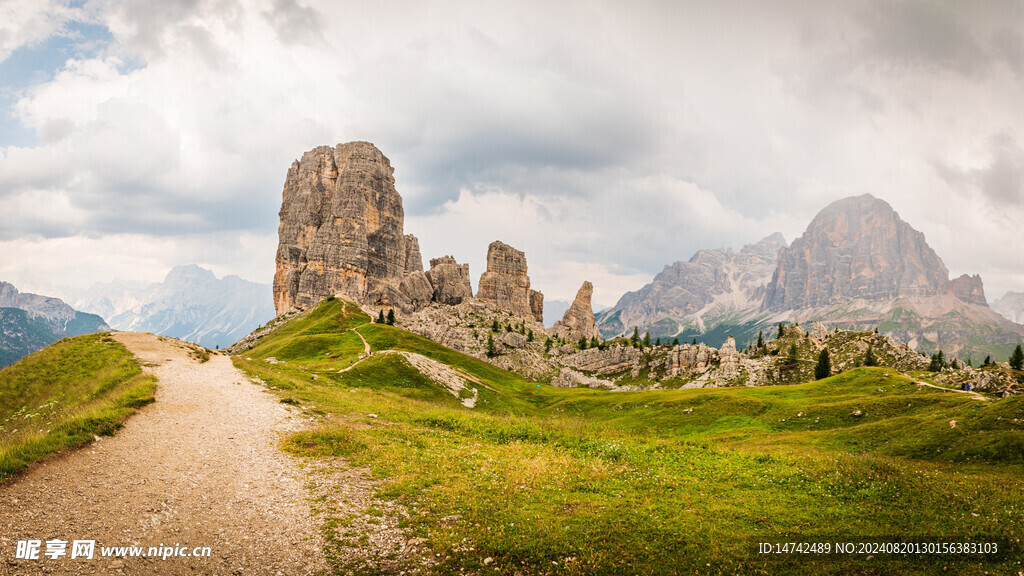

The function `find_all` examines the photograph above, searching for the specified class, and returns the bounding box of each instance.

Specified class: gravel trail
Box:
[0,332,328,575]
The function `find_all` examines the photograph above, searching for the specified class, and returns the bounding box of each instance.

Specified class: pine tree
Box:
[386,309,395,325]
[591,336,599,348]
[579,336,588,350]
[631,327,640,345]
[983,355,992,367]
[928,352,943,372]
[378,310,385,324]
[788,342,799,366]
[672,337,680,346]
[487,334,497,358]
[874,327,879,334]
[545,337,553,353]
[864,344,877,367]
[1010,344,1024,371]
[966,357,972,368]
[655,337,661,346]
[643,332,652,347]
[527,329,534,342]
[778,322,785,338]
[938,350,945,369]
[491,319,500,332]
[757,330,764,348]
[692,338,697,345]
[814,348,831,380]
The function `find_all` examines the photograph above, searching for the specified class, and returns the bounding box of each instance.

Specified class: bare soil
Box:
[0,332,329,575]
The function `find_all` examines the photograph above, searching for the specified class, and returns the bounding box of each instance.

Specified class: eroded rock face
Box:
[476,241,543,322]
[273,142,408,314]
[764,195,951,311]
[951,274,987,307]
[399,272,433,310]
[402,234,424,274]
[555,345,641,375]
[425,256,473,305]
[554,281,599,341]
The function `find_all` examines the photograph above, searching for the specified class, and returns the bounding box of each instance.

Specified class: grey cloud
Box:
[993,27,1024,76]
[262,0,325,46]
[932,132,1024,209]
[856,0,989,76]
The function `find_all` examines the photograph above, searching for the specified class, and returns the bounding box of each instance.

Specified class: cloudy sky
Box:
[1,0,1023,308]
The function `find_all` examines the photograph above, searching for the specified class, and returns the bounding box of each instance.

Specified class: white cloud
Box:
[0,0,78,63]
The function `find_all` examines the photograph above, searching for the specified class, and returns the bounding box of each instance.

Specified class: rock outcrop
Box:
[951,274,987,307]
[476,241,543,322]
[553,281,599,341]
[425,256,473,305]
[811,321,829,341]
[273,142,410,314]
[398,272,434,310]
[718,336,741,378]
[764,195,951,311]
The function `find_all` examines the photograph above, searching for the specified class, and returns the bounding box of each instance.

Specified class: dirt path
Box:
[352,328,371,354]
[0,333,328,575]
[915,379,990,401]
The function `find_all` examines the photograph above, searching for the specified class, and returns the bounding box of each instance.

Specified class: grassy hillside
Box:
[0,333,156,482]
[235,299,1024,576]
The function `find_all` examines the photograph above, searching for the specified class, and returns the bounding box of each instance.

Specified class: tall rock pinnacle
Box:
[476,241,544,323]
[273,142,412,314]
[554,281,599,341]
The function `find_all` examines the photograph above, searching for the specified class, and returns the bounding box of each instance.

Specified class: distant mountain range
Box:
[0,282,109,366]
[993,292,1024,325]
[68,265,275,349]
[597,194,1024,361]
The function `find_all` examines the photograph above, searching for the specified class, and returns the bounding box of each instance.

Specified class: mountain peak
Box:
[165,264,217,284]
[763,195,950,311]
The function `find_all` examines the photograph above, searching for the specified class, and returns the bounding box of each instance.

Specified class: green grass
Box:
[0,333,156,482]
[236,299,1024,576]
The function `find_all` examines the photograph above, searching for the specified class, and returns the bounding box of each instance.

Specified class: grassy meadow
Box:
[234,299,1024,576]
[0,333,156,482]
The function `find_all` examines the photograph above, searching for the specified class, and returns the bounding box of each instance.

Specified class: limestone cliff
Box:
[273,142,409,314]
[476,241,544,322]
[764,195,950,310]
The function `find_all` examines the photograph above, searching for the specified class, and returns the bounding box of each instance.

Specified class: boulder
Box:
[425,256,473,305]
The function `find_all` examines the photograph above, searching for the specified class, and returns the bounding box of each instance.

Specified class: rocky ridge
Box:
[596,233,787,340]
[273,142,549,326]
